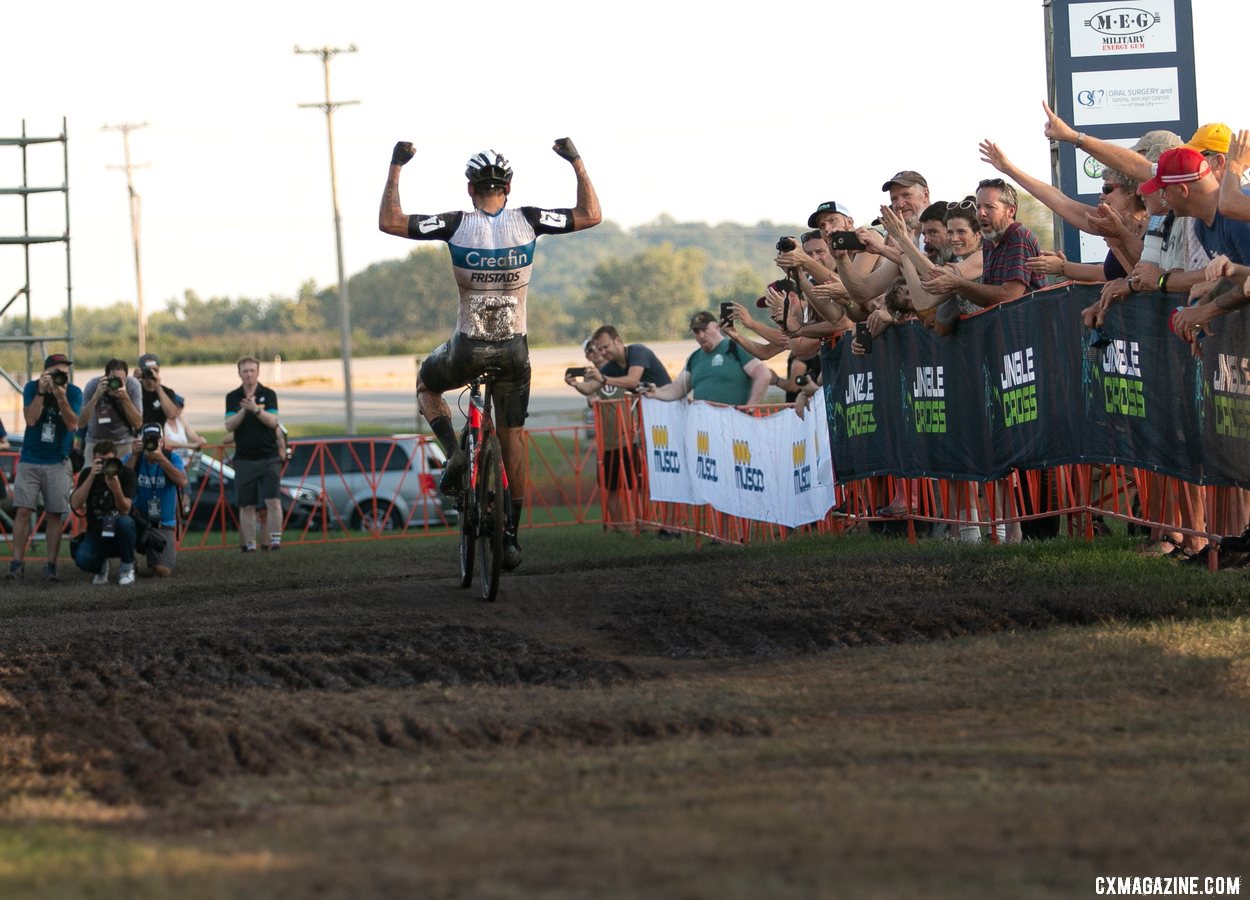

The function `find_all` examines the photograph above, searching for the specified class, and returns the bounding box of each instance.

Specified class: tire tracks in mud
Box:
[0,548,1193,806]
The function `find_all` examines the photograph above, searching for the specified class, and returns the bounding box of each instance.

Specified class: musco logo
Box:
[650,425,681,474]
[732,439,765,493]
[1101,340,1145,418]
[791,440,812,495]
[695,429,718,482]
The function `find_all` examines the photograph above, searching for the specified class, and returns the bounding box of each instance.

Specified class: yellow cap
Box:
[1185,123,1232,154]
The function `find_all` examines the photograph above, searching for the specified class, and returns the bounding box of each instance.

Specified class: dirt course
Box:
[2,546,1122,809]
[1,536,1246,898]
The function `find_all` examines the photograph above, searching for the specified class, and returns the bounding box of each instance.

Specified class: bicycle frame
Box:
[464,375,511,495]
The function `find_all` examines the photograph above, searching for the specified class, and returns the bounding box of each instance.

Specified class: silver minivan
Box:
[283,435,458,533]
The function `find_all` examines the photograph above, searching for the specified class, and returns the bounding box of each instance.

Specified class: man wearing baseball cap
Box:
[7,353,83,581]
[136,352,182,427]
[1143,147,1250,296]
[806,200,854,236]
[831,170,932,306]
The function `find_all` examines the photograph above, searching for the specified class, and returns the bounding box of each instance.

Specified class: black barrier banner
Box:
[821,284,1250,486]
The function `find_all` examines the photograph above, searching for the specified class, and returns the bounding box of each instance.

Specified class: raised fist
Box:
[391,142,415,166]
[552,137,580,162]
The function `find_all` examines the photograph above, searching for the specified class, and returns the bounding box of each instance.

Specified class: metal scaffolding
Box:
[0,117,73,393]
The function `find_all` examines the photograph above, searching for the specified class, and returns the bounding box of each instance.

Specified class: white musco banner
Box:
[640,399,835,528]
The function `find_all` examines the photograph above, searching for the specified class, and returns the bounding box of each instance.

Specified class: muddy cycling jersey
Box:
[406,206,576,340]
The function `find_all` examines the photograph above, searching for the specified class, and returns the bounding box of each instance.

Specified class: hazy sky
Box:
[1,0,1241,321]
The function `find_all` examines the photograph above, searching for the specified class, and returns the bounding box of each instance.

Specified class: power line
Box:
[102,121,149,355]
[295,44,359,434]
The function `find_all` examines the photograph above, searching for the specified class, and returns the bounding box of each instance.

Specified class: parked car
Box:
[183,452,321,530]
[282,434,457,533]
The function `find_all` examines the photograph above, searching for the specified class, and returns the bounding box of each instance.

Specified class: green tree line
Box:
[1,207,1053,372]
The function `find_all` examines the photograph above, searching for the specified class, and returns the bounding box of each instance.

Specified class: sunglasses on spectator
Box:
[1101,183,1122,195]
[977,178,1018,205]
[947,200,975,211]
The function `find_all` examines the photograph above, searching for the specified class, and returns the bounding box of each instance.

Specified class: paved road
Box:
[154,341,702,435]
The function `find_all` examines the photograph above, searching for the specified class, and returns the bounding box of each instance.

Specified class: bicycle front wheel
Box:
[457,433,476,589]
[476,434,505,602]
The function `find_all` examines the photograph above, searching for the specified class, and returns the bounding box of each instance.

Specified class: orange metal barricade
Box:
[602,396,1234,559]
[0,425,1236,565]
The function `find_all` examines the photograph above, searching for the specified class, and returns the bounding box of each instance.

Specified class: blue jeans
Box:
[72,515,137,574]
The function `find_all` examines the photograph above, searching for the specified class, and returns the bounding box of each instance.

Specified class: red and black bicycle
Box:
[455,367,510,602]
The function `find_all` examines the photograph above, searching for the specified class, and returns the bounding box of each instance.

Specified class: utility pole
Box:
[295,43,359,434]
[102,121,149,355]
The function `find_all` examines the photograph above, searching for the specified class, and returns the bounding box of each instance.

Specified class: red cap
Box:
[1141,147,1210,195]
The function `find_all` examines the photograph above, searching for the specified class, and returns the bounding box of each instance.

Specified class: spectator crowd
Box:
[565,103,1250,567]
[9,102,1250,579]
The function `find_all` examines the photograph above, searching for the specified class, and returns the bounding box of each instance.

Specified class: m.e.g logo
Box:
[1084,7,1161,36]
[650,425,681,474]
[732,439,765,493]
[695,429,718,482]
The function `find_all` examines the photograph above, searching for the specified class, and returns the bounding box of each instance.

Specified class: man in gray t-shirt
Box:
[79,358,143,467]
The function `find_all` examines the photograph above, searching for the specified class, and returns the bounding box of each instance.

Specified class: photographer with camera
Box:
[136,353,182,427]
[69,439,138,585]
[125,422,187,577]
[7,353,83,581]
[79,358,143,468]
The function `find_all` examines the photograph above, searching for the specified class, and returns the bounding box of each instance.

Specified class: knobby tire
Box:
[477,434,505,602]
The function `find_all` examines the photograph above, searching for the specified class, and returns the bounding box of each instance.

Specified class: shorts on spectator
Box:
[12,459,72,515]
[234,457,281,506]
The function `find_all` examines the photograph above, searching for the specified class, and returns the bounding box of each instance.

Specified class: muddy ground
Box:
[0,536,1245,898]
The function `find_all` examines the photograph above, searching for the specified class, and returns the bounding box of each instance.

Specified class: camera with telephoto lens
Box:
[142,433,161,453]
[106,375,123,391]
[795,374,810,387]
[101,458,122,477]
[776,236,796,253]
[141,366,158,381]
[50,370,68,387]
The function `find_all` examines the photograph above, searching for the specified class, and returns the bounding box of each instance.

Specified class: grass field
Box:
[0,529,1247,898]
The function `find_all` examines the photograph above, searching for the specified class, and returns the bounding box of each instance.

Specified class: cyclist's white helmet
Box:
[465,150,513,188]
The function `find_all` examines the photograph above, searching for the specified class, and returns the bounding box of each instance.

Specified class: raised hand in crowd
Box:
[1041,100,1080,145]
[854,227,890,258]
[1219,129,1250,222]
[979,138,1014,175]
[879,205,909,246]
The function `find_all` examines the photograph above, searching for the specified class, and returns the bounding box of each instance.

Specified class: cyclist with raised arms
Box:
[379,137,601,570]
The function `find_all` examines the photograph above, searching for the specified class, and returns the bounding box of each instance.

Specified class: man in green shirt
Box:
[645,312,773,407]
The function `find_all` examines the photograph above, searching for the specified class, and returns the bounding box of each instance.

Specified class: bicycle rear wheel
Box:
[476,434,505,602]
